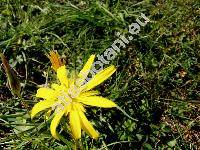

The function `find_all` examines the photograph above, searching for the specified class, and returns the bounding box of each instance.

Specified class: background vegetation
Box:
[0,0,199,149]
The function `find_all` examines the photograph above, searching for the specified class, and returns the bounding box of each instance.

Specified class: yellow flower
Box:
[47,50,64,71]
[31,55,117,140]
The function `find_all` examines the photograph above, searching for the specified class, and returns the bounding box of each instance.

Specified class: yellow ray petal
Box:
[57,66,69,88]
[79,90,100,97]
[65,104,72,116]
[74,102,85,112]
[31,100,54,119]
[36,88,57,100]
[77,96,117,108]
[78,55,95,85]
[83,65,116,91]
[50,108,67,140]
[78,110,99,139]
[51,83,60,90]
[70,106,81,139]
[51,84,67,93]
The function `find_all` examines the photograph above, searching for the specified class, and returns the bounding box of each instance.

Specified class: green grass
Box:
[0,0,199,149]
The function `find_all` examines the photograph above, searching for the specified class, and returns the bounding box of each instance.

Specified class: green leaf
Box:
[143,143,153,150]
[167,140,177,147]
[136,134,143,141]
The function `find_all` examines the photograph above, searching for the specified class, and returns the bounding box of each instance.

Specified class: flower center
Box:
[52,90,72,112]
[58,90,73,105]
[52,84,82,113]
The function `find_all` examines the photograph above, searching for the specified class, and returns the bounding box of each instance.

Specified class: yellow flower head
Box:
[31,55,117,140]
[47,50,64,71]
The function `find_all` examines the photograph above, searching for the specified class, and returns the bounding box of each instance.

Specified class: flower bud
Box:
[47,51,64,71]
